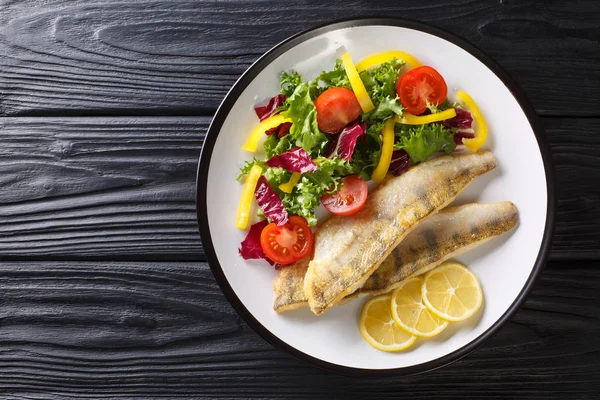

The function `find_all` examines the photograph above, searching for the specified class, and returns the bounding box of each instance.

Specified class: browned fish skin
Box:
[273,256,310,312]
[273,201,518,312]
[303,151,497,315]
[355,201,519,296]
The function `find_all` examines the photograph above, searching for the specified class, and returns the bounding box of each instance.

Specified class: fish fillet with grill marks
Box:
[303,151,497,315]
[273,201,518,312]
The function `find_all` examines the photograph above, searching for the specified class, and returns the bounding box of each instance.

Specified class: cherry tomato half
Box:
[260,216,313,265]
[396,66,448,115]
[314,87,361,134]
[321,175,368,216]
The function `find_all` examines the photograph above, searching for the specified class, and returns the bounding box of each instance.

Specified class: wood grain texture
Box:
[1,0,599,117]
[0,116,598,260]
[0,260,597,399]
[0,117,204,260]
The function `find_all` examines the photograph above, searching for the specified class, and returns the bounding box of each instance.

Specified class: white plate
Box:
[197,19,554,376]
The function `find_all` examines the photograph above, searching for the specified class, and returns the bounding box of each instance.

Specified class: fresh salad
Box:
[236,50,487,267]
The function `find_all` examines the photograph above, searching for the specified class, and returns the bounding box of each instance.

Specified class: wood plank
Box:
[0,260,597,398]
[0,117,205,260]
[1,0,599,117]
[0,116,598,260]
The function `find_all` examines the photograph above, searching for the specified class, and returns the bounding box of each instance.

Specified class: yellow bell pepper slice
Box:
[356,51,422,72]
[241,114,292,152]
[341,52,375,113]
[455,90,488,152]
[394,108,457,125]
[371,119,395,182]
[279,172,301,194]
[236,164,263,229]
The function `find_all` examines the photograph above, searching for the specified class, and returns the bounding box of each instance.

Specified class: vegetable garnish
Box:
[443,107,475,144]
[371,119,395,182]
[242,114,293,152]
[359,59,405,122]
[341,52,375,113]
[396,66,448,115]
[237,50,491,259]
[280,157,354,226]
[395,124,456,163]
[255,94,286,121]
[238,220,274,265]
[321,175,368,216]
[260,216,313,265]
[280,82,327,156]
[395,108,457,125]
[314,87,361,134]
[266,122,292,138]
[236,164,263,230]
[389,149,410,176]
[356,51,422,72]
[279,172,301,194]
[255,176,289,225]
[326,121,367,161]
[455,91,487,152]
[265,147,318,173]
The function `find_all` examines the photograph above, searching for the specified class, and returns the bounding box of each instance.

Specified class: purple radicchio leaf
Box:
[264,147,318,173]
[325,121,366,161]
[255,176,288,225]
[238,220,275,265]
[389,149,410,176]
[443,107,475,144]
[254,94,286,121]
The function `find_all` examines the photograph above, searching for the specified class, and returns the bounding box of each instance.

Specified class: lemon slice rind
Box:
[422,262,483,322]
[359,295,417,352]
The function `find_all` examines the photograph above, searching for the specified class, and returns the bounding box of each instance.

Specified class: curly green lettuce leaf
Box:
[263,134,294,158]
[236,158,264,181]
[426,98,455,114]
[359,58,404,102]
[394,123,456,163]
[280,157,353,226]
[280,83,329,157]
[280,71,302,97]
[307,59,351,99]
[358,58,405,123]
[362,95,404,123]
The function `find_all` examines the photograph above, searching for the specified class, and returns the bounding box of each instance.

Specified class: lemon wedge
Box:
[422,261,483,322]
[390,277,449,337]
[359,295,416,352]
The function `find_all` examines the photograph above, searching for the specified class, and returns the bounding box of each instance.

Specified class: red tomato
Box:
[260,216,313,265]
[321,175,368,216]
[314,88,361,134]
[396,66,448,115]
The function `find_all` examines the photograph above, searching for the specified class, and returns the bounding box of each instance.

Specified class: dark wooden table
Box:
[1,1,599,398]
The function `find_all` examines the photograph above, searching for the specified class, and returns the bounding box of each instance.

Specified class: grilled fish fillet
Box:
[303,151,497,315]
[273,201,518,312]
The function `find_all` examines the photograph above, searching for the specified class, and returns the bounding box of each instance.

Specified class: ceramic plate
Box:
[196,18,555,376]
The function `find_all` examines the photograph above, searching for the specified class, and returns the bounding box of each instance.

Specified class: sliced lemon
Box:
[359,295,416,352]
[422,261,483,322]
[390,277,449,337]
